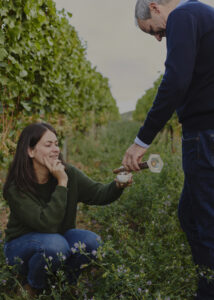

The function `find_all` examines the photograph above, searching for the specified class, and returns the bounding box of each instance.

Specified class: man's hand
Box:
[122,143,147,171]
[43,157,68,187]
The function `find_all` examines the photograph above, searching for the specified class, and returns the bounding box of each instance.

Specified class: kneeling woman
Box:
[3,122,131,293]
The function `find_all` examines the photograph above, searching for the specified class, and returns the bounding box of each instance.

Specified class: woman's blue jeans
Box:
[4,229,101,290]
[178,129,214,299]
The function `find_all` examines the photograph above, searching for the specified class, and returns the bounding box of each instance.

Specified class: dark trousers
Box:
[179,129,214,299]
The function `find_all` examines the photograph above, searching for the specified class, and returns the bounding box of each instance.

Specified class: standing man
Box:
[122,0,214,298]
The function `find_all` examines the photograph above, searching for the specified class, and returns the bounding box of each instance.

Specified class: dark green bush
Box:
[0,0,119,168]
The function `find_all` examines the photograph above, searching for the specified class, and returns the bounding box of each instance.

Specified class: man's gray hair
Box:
[135,0,172,20]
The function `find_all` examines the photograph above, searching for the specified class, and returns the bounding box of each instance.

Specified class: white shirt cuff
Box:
[134,137,150,148]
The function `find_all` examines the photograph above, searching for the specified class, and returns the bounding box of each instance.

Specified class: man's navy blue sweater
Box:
[137,0,214,145]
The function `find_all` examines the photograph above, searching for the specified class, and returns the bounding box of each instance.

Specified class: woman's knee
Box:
[64,229,102,252]
[42,234,70,259]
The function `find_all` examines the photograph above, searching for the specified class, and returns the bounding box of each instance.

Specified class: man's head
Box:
[135,0,177,41]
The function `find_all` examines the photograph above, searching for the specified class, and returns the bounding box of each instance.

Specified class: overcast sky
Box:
[54,0,214,113]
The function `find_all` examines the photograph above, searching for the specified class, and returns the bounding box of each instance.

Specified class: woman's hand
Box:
[43,157,68,187]
[115,174,133,189]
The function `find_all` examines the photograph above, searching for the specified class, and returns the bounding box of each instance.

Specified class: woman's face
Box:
[28,130,60,168]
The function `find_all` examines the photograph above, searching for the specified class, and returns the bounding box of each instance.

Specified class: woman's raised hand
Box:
[43,157,68,187]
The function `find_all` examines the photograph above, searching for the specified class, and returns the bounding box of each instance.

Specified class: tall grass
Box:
[0,120,197,299]
[68,120,197,299]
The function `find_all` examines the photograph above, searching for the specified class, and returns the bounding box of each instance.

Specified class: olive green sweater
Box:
[4,165,123,242]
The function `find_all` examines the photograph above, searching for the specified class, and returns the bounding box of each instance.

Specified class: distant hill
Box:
[121,111,133,121]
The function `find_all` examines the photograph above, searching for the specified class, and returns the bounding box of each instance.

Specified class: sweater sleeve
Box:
[137,9,198,145]
[74,168,123,205]
[6,185,68,233]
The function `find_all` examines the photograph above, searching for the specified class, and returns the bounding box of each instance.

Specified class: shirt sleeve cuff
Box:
[134,136,150,148]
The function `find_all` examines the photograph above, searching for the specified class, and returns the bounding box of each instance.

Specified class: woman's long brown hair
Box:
[3,122,65,199]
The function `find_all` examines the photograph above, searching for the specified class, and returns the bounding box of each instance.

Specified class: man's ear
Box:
[28,147,34,158]
[149,2,161,14]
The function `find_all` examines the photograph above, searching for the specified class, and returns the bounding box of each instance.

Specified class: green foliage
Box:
[0,0,119,122]
[133,76,162,123]
[67,120,197,299]
[0,0,119,168]
[0,120,199,298]
[0,234,20,299]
